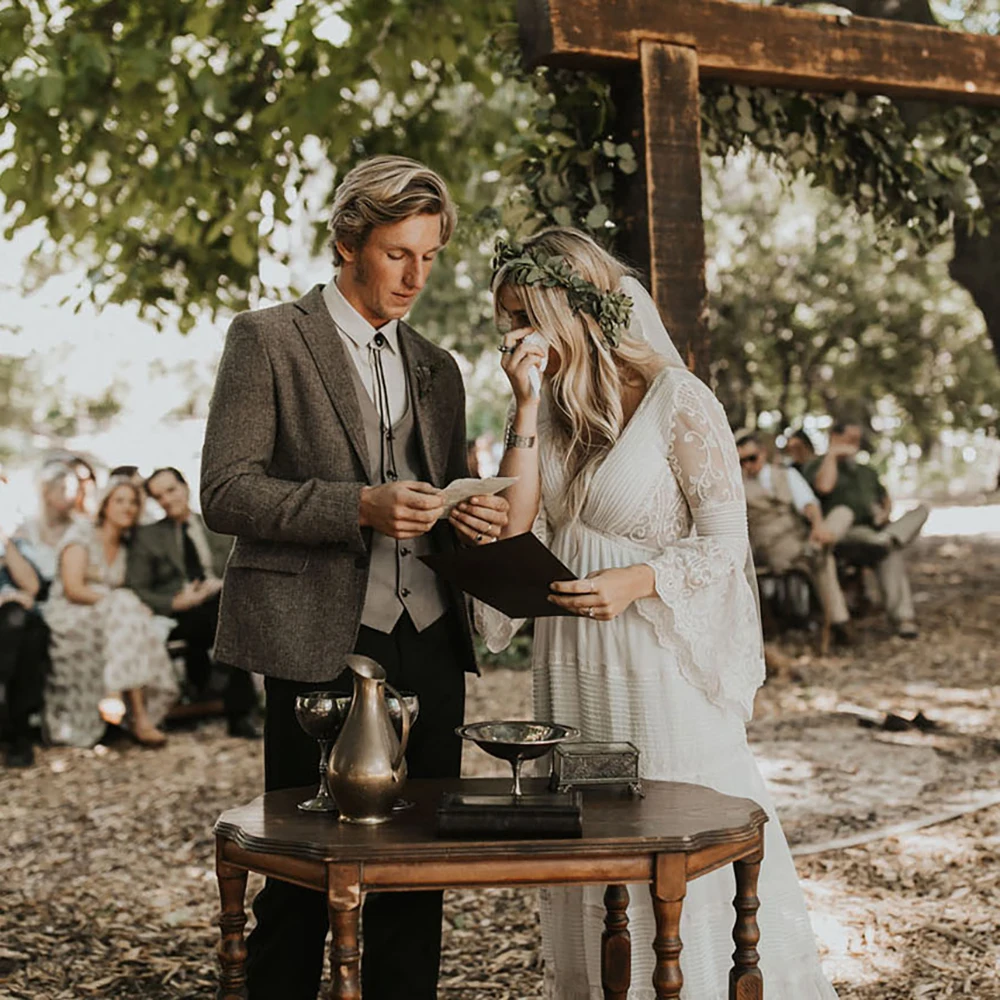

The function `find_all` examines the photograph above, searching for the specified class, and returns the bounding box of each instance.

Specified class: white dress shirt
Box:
[759,464,818,514]
[322,278,408,426]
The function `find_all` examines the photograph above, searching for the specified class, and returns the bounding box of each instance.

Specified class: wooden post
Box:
[609,67,651,283]
[640,41,709,378]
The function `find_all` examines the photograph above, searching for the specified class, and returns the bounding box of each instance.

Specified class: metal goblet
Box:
[294,692,352,813]
[385,691,420,811]
[456,721,580,798]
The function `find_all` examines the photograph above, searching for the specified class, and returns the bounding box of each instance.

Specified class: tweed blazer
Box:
[199,285,476,682]
[126,514,234,617]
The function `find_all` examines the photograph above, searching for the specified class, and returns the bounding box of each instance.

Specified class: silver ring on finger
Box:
[498,344,516,354]
[586,607,595,618]
[475,533,483,543]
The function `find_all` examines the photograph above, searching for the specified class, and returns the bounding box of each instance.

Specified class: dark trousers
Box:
[170,594,256,722]
[0,603,50,745]
[245,611,466,1000]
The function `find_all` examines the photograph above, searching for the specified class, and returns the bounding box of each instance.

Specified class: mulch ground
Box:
[1,533,998,999]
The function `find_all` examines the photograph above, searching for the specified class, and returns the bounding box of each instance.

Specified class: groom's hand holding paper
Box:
[359,480,444,540]
[420,532,579,618]
[446,476,515,545]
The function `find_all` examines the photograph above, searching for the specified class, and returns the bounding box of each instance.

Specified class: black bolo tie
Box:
[369,332,398,484]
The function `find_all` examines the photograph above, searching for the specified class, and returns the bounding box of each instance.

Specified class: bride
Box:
[471,228,838,999]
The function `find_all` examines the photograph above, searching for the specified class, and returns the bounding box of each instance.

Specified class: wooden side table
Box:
[214,777,767,1000]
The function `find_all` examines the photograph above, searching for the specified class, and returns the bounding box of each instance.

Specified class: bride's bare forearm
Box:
[498,403,541,535]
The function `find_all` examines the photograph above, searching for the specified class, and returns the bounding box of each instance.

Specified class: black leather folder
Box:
[420,531,579,618]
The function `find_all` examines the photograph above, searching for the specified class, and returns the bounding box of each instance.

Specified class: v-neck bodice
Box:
[539,369,690,552]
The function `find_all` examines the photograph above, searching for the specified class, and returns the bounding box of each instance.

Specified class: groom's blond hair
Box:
[328,156,457,265]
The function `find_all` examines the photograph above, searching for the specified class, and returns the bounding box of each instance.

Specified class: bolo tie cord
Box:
[370,336,398,485]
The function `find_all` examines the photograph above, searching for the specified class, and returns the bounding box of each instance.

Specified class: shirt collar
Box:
[322,278,399,353]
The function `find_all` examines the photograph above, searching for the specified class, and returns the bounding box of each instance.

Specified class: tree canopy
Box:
[0,0,520,335]
[1,0,998,447]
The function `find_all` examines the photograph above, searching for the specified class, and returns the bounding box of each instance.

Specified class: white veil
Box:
[620,276,686,370]
[619,275,764,637]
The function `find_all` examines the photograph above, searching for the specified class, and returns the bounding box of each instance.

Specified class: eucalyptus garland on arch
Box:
[506,65,1000,254]
[699,81,1000,251]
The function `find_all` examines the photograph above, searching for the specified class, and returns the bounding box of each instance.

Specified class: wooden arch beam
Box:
[519,0,1000,106]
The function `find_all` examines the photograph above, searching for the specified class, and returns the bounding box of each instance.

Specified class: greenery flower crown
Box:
[491,238,633,349]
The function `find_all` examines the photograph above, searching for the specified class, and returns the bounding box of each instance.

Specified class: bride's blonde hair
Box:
[492,227,666,523]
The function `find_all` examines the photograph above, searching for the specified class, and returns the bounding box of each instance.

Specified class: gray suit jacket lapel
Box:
[398,322,448,487]
[293,286,373,484]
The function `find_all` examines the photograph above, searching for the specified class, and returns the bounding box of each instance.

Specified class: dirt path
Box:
[1,534,997,998]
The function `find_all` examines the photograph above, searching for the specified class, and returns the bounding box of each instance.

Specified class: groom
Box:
[200,155,508,1000]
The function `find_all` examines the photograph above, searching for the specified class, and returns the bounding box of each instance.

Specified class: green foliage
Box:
[474,630,533,671]
[491,236,633,346]
[0,0,518,331]
[706,160,1000,446]
[496,66,635,240]
[0,354,123,458]
[701,82,1000,252]
[3,0,999,450]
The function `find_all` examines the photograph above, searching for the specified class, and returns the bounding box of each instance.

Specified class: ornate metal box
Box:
[549,741,642,796]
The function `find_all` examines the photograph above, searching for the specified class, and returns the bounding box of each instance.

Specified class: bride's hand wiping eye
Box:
[499,327,547,407]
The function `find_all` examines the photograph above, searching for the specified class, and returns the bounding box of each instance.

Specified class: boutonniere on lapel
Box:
[414,360,439,401]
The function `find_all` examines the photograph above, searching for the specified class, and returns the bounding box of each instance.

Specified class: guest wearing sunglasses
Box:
[736,430,854,645]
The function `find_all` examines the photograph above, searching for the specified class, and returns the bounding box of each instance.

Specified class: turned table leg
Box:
[216,857,249,1000]
[729,844,764,1000]
[650,855,686,999]
[327,866,363,1000]
[601,884,631,1000]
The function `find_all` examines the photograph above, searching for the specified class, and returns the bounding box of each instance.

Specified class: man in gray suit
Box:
[126,467,259,737]
[200,156,508,1000]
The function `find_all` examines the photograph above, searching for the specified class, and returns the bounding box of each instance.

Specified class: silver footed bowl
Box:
[456,721,580,797]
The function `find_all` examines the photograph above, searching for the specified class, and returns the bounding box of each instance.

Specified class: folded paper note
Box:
[438,476,518,519]
[420,531,578,618]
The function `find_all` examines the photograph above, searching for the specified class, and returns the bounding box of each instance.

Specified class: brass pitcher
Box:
[327,655,411,824]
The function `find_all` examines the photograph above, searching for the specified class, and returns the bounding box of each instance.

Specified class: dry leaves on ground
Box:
[1,534,998,999]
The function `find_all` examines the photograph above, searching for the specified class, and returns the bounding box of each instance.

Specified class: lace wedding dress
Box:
[476,367,838,1000]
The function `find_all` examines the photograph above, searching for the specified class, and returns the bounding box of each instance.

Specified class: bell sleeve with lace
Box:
[633,371,766,721]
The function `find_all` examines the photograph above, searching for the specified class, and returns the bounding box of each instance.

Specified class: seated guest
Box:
[14,460,81,591]
[108,464,155,525]
[69,456,97,515]
[0,528,49,767]
[127,467,259,739]
[736,430,854,644]
[784,428,816,473]
[43,477,178,747]
[803,421,928,639]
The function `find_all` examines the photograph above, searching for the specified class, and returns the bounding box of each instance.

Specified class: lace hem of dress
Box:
[634,538,765,722]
